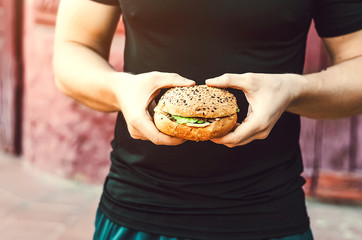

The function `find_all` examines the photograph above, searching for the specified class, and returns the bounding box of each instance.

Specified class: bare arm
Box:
[289,30,362,118]
[206,29,362,147]
[54,0,122,111]
[53,0,195,145]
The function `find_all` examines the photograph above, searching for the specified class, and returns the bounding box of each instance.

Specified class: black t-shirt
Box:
[90,0,362,239]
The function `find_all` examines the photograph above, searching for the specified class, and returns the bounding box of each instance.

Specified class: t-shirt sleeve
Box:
[313,0,362,38]
[90,0,120,6]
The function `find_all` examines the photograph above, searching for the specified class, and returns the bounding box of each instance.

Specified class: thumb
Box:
[205,73,238,89]
[205,75,228,88]
[157,73,195,89]
[205,73,251,90]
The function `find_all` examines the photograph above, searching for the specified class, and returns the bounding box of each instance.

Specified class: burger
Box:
[154,85,238,141]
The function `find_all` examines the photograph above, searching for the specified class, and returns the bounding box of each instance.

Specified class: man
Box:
[53,0,362,239]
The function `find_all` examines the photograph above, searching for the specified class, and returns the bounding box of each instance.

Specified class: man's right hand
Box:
[111,71,195,146]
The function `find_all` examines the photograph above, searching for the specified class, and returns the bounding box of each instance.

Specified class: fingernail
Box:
[205,79,214,85]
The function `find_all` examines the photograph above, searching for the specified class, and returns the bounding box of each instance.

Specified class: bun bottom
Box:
[154,112,237,141]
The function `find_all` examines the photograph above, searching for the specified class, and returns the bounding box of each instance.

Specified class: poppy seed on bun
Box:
[154,85,238,141]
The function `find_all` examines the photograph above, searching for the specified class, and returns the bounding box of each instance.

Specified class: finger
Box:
[205,73,252,90]
[211,114,268,146]
[147,100,157,120]
[155,72,195,89]
[231,122,241,131]
[137,114,186,145]
[213,133,258,147]
[211,128,258,147]
[211,129,259,147]
[146,73,195,107]
[145,76,194,112]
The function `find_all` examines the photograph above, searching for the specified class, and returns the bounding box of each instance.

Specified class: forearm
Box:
[288,56,362,119]
[53,41,126,112]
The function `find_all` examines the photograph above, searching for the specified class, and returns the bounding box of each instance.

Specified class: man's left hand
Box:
[206,73,303,147]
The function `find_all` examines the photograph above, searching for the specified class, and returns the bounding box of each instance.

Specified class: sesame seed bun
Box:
[154,85,238,141]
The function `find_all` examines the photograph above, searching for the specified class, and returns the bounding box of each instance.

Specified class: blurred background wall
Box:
[0,0,361,202]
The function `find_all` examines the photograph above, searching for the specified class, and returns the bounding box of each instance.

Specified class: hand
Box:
[205,73,302,147]
[113,71,195,145]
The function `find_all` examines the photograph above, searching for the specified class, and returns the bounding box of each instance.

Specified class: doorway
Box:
[0,0,23,155]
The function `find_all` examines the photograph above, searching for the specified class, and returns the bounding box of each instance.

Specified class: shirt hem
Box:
[98,198,310,240]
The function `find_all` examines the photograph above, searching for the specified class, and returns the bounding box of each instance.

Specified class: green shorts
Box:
[93,208,314,240]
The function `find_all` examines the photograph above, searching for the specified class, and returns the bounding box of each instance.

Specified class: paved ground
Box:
[0,153,101,240]
[0,153,361,240]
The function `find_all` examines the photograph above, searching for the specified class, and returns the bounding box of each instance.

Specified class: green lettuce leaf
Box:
[171,115,205,124]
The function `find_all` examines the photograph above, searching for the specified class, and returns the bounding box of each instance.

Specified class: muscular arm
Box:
[288,30,362,118]
[53,0,122,112]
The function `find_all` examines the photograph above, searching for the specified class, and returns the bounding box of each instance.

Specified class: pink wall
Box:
[23,0,123,183]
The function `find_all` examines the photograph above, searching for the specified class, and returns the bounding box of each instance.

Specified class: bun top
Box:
[155,85,238,118]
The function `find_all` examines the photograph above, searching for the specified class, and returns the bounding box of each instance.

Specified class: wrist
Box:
[105,71,133,112]
[284,73,310,113]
